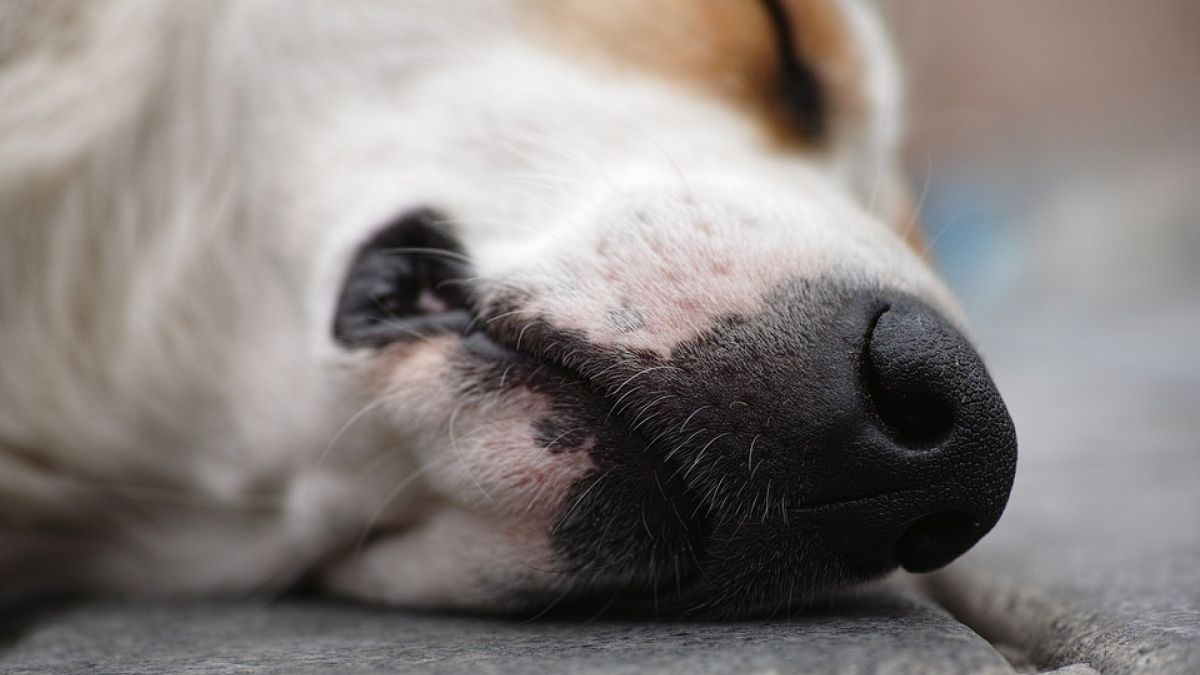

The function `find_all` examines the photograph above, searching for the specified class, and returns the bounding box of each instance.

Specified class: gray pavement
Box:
[0,585,1018,675]
[913,142,1200,674]
[917,295,1200,675]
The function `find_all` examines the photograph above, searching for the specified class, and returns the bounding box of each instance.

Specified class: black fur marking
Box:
[333,209,473,348]
[450,300,710,604]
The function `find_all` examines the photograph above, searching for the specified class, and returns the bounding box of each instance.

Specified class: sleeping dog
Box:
[0,0,1016,617]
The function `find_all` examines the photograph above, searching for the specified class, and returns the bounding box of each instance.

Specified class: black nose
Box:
[616,284,1018,586]
[860,300,1017,572]
[539,281,1016,614]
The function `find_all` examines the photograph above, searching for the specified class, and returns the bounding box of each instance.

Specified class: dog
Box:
[0,0,1016,618]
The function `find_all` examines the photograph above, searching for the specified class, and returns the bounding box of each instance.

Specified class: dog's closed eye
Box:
[333,209,474,348]
[759,0,827,140]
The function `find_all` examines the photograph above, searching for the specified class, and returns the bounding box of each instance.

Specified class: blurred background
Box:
[870,3,1200,666]
[879,0,1200,319]
[871,0,1200,458]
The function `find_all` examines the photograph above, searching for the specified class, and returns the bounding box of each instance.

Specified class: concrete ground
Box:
[3,4,1198,674]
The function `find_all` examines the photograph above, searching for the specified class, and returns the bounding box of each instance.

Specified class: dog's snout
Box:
[529,282,1017,614]
[637,285,1013,589]
[859,301,1018,572]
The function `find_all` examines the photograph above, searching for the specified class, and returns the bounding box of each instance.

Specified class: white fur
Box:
[0,0,955,610]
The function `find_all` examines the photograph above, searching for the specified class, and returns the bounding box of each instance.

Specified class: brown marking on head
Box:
[771,0,869,147]
[519,0,869,149]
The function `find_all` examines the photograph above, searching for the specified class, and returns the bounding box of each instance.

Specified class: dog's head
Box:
[293,0,1017,617]
[0,0,1015,617]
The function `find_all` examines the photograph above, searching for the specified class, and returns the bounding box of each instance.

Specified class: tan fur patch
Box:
[779,0,860,90]
[774,0,867,145]
[521,0,803,144]
[520,0,870,149]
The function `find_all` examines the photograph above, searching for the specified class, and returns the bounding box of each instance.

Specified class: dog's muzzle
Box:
[333,212,1017,617]
[478,281,1017,616]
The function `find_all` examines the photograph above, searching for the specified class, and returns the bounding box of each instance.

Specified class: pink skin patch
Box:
[483,178,952,359]
[369,337,598,523]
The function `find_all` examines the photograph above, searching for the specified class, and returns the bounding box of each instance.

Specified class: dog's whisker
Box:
[514,319,546,353]
[434,275,522,293]
[662,428,706,465]
[483,309,527,325]
[549,466,615,538]
[487,127,625,196]
[352,457,451,559]
[443,415,524,444]
[447,404,495,504]
[533,428,586,461]
[902,149,934,244]
[746,434,762,475]
[3,468,280,512]
[680,443,712,485]
[920,212,964,260]
[626,394,672,430]
[300,392,407,507]
[519,577,578,624]
[602,366,674,423]
[761,480,775,524]
[375,246,472,264]
[678,405,711,433]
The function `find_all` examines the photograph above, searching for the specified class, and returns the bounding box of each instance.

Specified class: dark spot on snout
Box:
[455,322,710,605]
[481,280,1016,617]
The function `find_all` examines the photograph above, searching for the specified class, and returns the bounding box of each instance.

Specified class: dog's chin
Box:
[545,478,910,620]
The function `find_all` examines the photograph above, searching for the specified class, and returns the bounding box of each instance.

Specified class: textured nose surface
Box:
[863,301,1018,572]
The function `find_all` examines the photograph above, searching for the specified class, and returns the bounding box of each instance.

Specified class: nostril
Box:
[848,298,1017,577]
[894,510,981,573]
[861,307,955,447]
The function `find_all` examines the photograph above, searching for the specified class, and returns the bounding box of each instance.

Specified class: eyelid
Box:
[757,0,827,139]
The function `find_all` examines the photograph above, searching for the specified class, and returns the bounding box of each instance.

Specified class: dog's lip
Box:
[463,304,928,608]
[460,324,526,363]
[462,306,619,399]
[556,488,922,615]
[785,488,911,513]
[464,305,917,503]
[471,299,594,373]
